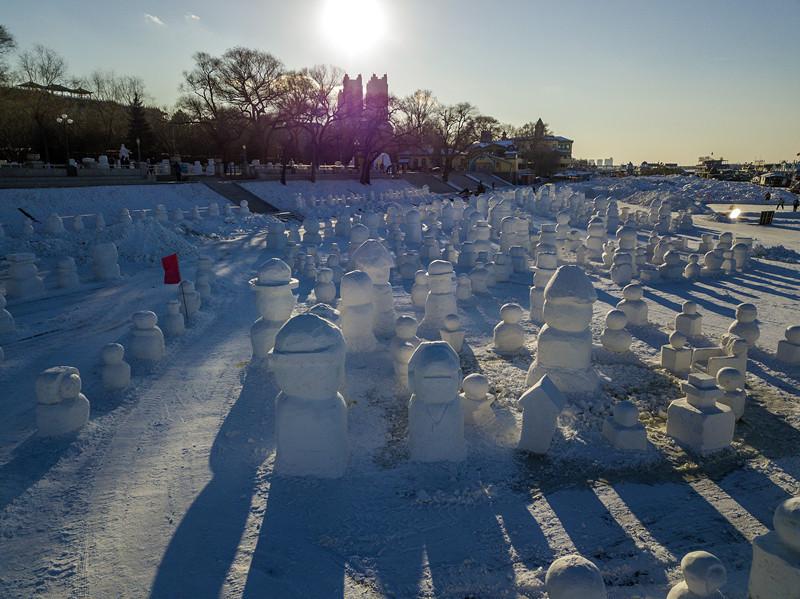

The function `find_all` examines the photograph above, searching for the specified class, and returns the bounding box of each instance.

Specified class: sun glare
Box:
[320,0,386,53]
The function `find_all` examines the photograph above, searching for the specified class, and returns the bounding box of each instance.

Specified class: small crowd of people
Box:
[764,190,800,211]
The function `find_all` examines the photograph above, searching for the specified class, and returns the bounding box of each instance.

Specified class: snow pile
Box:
[0,183,229,227]
[571,175,795,214]
[752,244,800,264]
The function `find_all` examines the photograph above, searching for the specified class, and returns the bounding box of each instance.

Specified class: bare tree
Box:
[279,64,343,181]
[18,44,66,86]
[0,24,15,83]
[431,102,478,182]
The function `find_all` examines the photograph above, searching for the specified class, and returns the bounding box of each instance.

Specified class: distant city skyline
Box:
[3,0,799,165]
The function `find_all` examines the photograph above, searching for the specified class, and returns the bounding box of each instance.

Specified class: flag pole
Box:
[180,281,189,326]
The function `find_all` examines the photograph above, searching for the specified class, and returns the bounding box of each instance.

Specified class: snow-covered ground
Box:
[0,177,798,598]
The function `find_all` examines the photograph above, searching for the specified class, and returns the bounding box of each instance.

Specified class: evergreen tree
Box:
[127,92,154,160]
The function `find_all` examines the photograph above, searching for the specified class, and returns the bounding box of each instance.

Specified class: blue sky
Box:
[3,0,799,164]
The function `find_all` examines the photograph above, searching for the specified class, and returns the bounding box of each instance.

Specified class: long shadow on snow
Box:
[150,363,276,599]
[0,435,75,512]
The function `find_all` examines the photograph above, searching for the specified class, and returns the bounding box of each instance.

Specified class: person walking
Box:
[765,190,771,203]
[793,197,799,212]
[777,197,785,210]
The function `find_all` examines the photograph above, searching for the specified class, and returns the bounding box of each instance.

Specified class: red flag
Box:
[161,253,181,284]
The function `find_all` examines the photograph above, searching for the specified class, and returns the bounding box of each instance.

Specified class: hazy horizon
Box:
[3,0,799,165]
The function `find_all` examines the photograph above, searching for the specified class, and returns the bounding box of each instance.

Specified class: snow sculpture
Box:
[692,334,748,378]
[460,373,494,426]
[667,372,735,455]
[101,343,131,391]
[326,254,344,285]
[456,274,472,302]
[535,223,558,258]
[172,208,185,223]
[130,311,166,362]
[777,325,800,365]
[35,366,90,436]
[190,205,202,221]
[469,264,491,295]
[155,205,168,222]
[178,280,201,318]
[518,374,565,454]
[348,223,370,253]
[675,301,703,338]
[407,341,466,462]
[266,220,287,251]
[239,200,250,216]
[270,313,348,478]
[390,315,421,390]
[661,331,692,376]
[603,400,647,450]
[728,303,759,348]
[732,242,749,271]
[529,252,558,323]
[95,213,106,231]
[616,283,648,326]
[6,253,45,300]
[601,241,616,268]
[659,251,684,281]
[698,234,715,254]
[163,299,185,337]
[0,292,16,335]
[208,202,220,218]
[196,255,215,284]
[600,309,632,353]
[314,268,337,304]
[493,303,525,355]
[195,273,212,300]
[350,239,396,338]
[440,313,465,353]
[585,216,607,261]
[118,207,133,227]
[250,259,298,359]
[526,265,599,394]
[667,551,726,599]
[717,366,746,420]
[492,252,513,283]
[545,554,607,599]
[748,497,800,599]
[404,209,423,246]
[71,214,84,232]
[223,204,234,219]
[702,250,723,277]
[302,217,321,246]
[411,270,429,309]
[510,246,528,274]
[610,252,633,286]
[418,260,458,339]
[93,242,121,281]
[306,303,340,325]
[56,257,79,289]
[45,212,65,235]
[340,270,378,353]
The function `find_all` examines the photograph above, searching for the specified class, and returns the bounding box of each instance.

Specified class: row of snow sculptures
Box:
[93,242,121,281]
[251,259,298,360]
[340,270,378,353]
[518,374,566,453]
[667,372,735,455]
[271,313,348,478]
[35,366,90,437]
[603,400,647,450]
[777,325,800,365]
[545,554,607,599]
[130,311,166,361]
[418,260,457,339]
[101,343,131,391]
[6,253,45,300]
[526,265,599,395]
[749,497,800,599]
[493,303,525,355]
[668,551,727,599]
[408,341,466,462]
[350,239,395,338]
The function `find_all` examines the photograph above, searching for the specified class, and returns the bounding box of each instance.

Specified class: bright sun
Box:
[320,0,386,53]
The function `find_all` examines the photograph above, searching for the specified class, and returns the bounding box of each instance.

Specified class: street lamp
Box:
[136,137,141,163]
[242,144,247,176]
[56,113,74,167]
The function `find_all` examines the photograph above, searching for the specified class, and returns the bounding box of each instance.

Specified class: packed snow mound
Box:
[570,175,796,214]
[0,220,198,263]
[752,244,800,264]
[0,183,229,227]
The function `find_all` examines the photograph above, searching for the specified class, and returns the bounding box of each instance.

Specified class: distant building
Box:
[337,73,389,120]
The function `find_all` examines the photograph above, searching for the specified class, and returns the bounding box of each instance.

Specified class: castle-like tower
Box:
[365,73,389,120]
[337,74,364,119]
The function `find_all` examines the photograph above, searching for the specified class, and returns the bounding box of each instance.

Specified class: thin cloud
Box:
[185,13,201,21]
[144,13,166,26]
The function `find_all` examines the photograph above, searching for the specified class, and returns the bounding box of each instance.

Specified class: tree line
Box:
[0,24,560,182]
